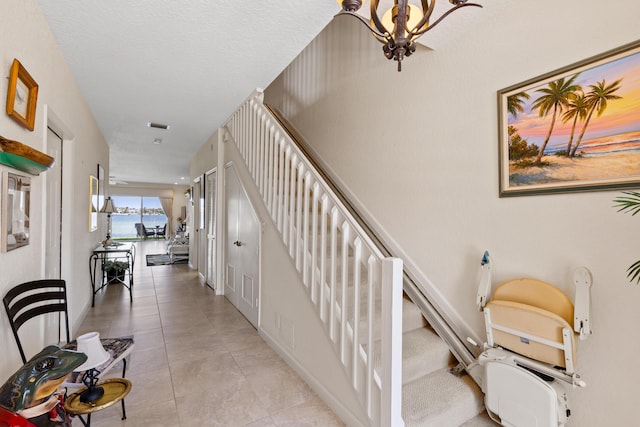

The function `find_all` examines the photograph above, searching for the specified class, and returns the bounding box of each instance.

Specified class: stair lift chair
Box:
[474,252,592,426]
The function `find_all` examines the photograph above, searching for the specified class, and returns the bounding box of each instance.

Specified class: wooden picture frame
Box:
[1,172,31,252]
[498,39,640,197]
[5,59,39,131]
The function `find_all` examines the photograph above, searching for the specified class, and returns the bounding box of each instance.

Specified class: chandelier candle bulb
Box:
[335,0,482,71]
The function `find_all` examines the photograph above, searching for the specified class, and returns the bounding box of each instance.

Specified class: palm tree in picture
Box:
[570,78,623,157]
[561,91,588,156]
[507,91,531,118]
[531,74,581,165]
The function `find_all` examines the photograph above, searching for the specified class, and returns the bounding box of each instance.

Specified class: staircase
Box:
[224,90,495,426]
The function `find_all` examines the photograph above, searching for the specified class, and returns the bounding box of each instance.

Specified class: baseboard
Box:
[259,328,367,427]
[73,301,92,338]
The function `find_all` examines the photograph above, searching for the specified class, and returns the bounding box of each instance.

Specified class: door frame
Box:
[42,105,74,343]
[45,126,63,279]
[205,167,217,290]
[42,106,74,282]
[192,175,207,278]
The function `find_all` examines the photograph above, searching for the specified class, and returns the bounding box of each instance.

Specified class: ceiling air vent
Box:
[147,122,170,130]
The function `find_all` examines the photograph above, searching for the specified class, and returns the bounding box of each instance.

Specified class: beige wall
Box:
[0,0,109,380]
[264,0,640,424]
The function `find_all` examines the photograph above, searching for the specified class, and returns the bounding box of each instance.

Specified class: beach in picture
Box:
[501,43,640,194]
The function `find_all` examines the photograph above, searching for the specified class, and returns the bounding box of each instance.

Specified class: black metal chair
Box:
[3,279,132,421]
[3,279,70,364]
[134,222,155,239]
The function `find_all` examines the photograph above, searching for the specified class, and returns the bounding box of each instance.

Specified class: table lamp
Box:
[75,332,111,403]
[99,197,116,246]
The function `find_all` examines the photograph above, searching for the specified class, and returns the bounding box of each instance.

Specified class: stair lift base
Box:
[478,348,570,427]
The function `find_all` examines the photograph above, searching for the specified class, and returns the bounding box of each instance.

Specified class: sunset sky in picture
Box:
[508,49,640,150]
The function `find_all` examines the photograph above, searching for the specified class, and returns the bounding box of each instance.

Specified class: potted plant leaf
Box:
[613,190,640,284]
[104,260,129,283]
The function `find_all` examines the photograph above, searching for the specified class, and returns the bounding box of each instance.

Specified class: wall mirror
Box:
[89,175,98,232]
[2,172,31,252]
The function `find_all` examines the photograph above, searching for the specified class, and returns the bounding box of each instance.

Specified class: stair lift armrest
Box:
[476,251,492,311]
[573,267,593,340]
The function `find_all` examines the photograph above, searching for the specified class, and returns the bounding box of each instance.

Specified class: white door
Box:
[45,128,63,279]
[224,165,260,327]
[205,169,217,289]
[44,127,63,345]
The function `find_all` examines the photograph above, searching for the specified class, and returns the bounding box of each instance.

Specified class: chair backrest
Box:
[141,223,153,235]
[134,222,143,237]
[486,278,577,370]
[2,279,70,363]
[492,278,574,324]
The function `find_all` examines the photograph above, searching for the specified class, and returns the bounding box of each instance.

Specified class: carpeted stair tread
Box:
[460,412,499,426]
[402,297,428,332]
[402,327,452,384]
[403,368,484,427]
[367,297,427,340]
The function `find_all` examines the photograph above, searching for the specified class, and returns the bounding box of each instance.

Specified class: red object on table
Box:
[0,407,36,427]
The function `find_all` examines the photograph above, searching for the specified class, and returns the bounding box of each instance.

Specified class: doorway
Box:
[193,176,207,278]
[224,164,260,327]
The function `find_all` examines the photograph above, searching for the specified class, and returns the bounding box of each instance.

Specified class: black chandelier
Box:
[336,0,482,71]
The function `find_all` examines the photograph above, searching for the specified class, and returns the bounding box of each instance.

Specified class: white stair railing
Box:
[225,90,404,427]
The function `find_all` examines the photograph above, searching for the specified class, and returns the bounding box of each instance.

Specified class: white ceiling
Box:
[36,0,338,185]
[35,1,499,186]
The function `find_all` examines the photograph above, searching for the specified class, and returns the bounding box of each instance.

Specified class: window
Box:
[110,196,167,239]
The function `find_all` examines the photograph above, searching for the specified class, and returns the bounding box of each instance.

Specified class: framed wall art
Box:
[5,59,39,131]
[1,172,31,252]
[498,39,640,197]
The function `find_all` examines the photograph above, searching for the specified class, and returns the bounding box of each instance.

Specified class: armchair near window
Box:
[134,222,155,239]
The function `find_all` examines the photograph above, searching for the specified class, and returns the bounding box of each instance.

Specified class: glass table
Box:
[89,242,135,307]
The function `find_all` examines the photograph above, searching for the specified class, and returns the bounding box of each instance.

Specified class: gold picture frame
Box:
[5,59,39,131]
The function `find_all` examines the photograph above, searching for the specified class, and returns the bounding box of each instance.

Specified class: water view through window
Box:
[111,196,167,239]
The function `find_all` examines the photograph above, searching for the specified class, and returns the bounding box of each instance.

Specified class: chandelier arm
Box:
[335,11,389,40]
[410,2,482,37]
[369,0,388,38]
[410,0,437,35]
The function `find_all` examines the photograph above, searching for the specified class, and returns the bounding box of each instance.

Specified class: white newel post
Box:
[381,257,405,427]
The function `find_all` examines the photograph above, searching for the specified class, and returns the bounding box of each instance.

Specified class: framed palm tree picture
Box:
[498,39,640,197]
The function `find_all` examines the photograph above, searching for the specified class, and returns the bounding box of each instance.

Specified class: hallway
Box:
[78,240,344,426]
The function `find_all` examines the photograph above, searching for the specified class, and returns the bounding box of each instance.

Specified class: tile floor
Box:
[78,240,345,427]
